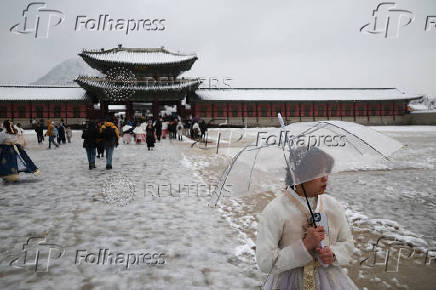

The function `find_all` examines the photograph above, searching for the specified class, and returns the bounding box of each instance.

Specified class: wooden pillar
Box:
[64,103,68,124]
[367,102,370,123]
[100,100,108,118]
[192,102,197,119]
[152,99,159,120]
[255,102,259,126]
[30,101,33,123]
[125,100,133,121]
[284,102,288,123]
[299,103,302,122]
[312,102,315,121]
[177,100,183,119]
[353,101,356,122]
[392,101,396,122]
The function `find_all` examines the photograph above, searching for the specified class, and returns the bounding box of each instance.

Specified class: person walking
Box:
[66,126,72,143]
[45,120,59,149]
[145,120,155,151]
[82,121,98,170]
[154,117,162,141]
[57,121,66,144]
[96,122,105,158]
[199,120,207,141]
[35,121,44,144]
[100,117,119,170]
[192,121,200,140]
[176,121,184,141]
[0,120,39,183]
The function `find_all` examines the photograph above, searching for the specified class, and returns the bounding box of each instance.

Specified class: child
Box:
[66,126,72,143]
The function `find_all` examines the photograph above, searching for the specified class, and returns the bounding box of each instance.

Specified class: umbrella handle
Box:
[301,184,318,228]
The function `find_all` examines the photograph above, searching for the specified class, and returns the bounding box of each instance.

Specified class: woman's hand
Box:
[303,226,325,251]
[316,246,335,265]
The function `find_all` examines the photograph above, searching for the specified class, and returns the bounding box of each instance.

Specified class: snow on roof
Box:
[0,85,86,101]
[81,47,197,66]
[77,78,200,91]
[195,88,422,102]
[408,104,430,111]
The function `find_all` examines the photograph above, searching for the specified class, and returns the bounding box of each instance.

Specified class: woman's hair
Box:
[3,120,17,134]
[285,146,334,186]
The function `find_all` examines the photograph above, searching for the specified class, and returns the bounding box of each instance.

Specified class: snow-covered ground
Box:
[0,132,261,289]
[1,126,436,289]
[202,126,436,289]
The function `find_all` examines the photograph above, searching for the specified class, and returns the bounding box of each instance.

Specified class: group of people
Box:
[1,115,209,178]
[189,119,207,141]
[82,117,119,170]
[166,118,184,141]
[1,116,359,290]
[121,117,184,150]
[34,119,72,149]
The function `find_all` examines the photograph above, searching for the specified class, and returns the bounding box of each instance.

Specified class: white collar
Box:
[286,187,321,213]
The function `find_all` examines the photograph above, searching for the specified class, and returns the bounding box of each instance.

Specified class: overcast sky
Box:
[1,0,435,96]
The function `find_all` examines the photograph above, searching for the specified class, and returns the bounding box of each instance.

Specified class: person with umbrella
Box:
[256,147,357,289]
[211,118,403,289]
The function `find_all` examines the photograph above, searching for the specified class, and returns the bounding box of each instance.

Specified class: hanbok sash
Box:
[284,189,327,290]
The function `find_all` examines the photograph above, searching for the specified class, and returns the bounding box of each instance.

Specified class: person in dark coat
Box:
[57,121,66,144]
[96,121,105,158]
[154,118,162,141]
[199,120,208,141]
[34,121,44,144]
[82,120,98,170]
[145,120,155,151]
[100,117,120,170]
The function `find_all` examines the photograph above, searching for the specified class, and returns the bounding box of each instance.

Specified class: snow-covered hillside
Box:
[31,57,102,85]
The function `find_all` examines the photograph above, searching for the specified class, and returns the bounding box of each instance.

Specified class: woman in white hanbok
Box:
[256,148,357,290]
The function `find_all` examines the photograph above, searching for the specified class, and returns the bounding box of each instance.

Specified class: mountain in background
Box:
[31,57,102,85]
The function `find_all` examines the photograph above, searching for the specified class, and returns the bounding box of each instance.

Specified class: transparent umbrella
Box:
[209,119,403,219]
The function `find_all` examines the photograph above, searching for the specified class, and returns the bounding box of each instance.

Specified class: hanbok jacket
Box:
[256,190,355,289]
